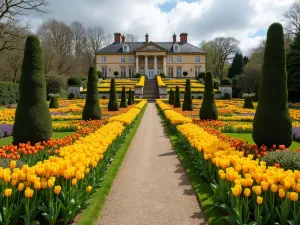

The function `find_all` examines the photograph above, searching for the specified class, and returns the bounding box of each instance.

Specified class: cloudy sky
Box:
[23,0,294,55]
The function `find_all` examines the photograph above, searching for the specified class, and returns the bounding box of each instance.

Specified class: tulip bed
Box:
[157,100,300,225]
[0,100,147,225]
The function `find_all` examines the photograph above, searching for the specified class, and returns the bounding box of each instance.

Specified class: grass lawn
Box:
[0,131,74,147]
[225,133,300,150]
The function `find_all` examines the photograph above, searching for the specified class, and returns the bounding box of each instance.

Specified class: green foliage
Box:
[173,86,181,108]
[227,52,244,78]
[46,75,64,99]
[49,96,59,108]
[220,78,232,86]
[82,67,102,120]
[253,23,292,147]
[128,88,133,105]
[97,71,104,79]
[169,89,174,105]
[263,151,300,170]
[131,90,135,104]
[182,79,193,111]
[244,56,249,65]
[134,73,141,78]
[200,72,218,120]
[287,31,300,102]
[108,79,119,111]
[183,71,188,77]
[67,77,82,86]
[198,72,206,80]
[223,92,232,100]
[0,82,19,105]
[243,94,254,109]
[114,71,119,78]
[213,79,220,89]
[68,92,76,99]
[13,35,52,145]
[120,86,127,108]
[160,73,166,78]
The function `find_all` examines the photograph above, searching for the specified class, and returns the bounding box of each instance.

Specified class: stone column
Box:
[135,56,139,74]
[145,55,148,76]
[154,55,157,75]
[163,56,167,75]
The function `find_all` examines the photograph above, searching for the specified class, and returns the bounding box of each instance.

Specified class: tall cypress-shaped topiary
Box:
[13,35,52,144]
[182,79,193,111]
[131,90,135,104]
[170,89,174,105]
[199,72,218,120]
[243,96,254,109]
[108,79,119,111]
[128,88,133,105]
[120,86,127,108]
[49,96,59,109]
[252,23,292,147]
[174,86,181,108]
[168,89,172,104]
[82,67,102,120]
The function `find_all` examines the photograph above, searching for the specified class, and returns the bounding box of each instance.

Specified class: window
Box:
[101,56,106,63]
[129,68,134,78]
[173,43,180,52]
[149,58,154,63]
[177,67,182,78]
[121,56,125,63]
[158,57,162,63]
[168,67,173,78]
[175,46,179,52]
[141,58,145,63]
[177,56,182,63]
[157,68,161,75]
[195,67,200,78]
[168,56,173,63]
[129,56,134,63]
[102,67,107,78]
[121,67,126,78]
[196,56,200,63]
[140,68,144,75]
[123,45,129,52]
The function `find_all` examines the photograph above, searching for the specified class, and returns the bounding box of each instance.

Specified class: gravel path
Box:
[97,103,208,225]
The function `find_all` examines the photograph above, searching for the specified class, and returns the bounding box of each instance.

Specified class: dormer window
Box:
[173,43,180,52]
[123,43,129,52]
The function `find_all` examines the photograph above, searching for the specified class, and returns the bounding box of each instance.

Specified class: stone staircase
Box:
[143,78,159,100]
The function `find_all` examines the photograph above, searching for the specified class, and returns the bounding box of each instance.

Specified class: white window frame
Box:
[177,67,182,77]
[177,56,182,63]
[196,56,200,63]
[140,68,145,75]
[195,67,200,78]
[168,56,173,63]
[157,68,161,75]
[121,67,126,78]
[129,56,134,63]
[121,56,125,63]
[102,67,107,78]
[175,46,179,52]
[129,67,134,78]
[102,56,106,63]
[168,67,173,78]
[141,58,145,63]
[158,57,162,63]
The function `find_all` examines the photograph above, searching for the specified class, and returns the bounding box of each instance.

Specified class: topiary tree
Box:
[67,77,82,86]
[183,71,188,77]
[242,93,254,109]
[131,90,135,104]
[198,72,206,80]
[120,86,128,108]
[173,86,181,108]
[134,73,141,78]
[49,94,59,108]
[108,79,119,111]
[160,73,166,78]
[168,88,173,104]
[182,79,193,111]
[13,35,52,145]
[252,23,292,147]
[97,71,104,79]
[114,71,119,78]
[220,78,232,86]
[199,72,218,120]
[128,88,133,105]
[82,66,102,120]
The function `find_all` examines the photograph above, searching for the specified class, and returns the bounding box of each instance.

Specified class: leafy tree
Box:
[128,88,133,105]
[182,79,193,111]
[120,86,127,108]
[13,35,52,144]
[82,66,102,120]
[114,71,119,78]
[227,52,244,78]
[173,86,181,108]
[243,56,249,65]
[199,72,218,120]
[108,79,119,111]
[253,23,292,147]
[183,71,188,77]
[49,96,59,108]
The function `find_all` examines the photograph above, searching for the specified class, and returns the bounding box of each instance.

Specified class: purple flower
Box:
[293,127,300,142]
[238,113,255,117]
[0,124,13,138]
[50,112,68,116]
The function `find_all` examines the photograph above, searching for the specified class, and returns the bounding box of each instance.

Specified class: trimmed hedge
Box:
[68,77,82,86]
[0,82,19,105]
[108,79,119,111]
[243,96,254,109]
[263,151,300,171]
[220,78,232,86]
[49,97,59,108]
[174,86,181,108]
[182,79,193,111]
[128,88,133,105]
[120,86,128,108]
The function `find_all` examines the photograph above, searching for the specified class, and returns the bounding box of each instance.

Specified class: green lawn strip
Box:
[224,133,300,150]
[77,105,147,225]
[0,132,74,147]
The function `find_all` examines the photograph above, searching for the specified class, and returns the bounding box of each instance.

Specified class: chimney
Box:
[180,33,188,43]
[121,35,125,43]
[114,32,121,43]
[173,33,177,43]
[145,33,149,43]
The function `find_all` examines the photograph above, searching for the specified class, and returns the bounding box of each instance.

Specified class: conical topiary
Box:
[49,96,59,109]
[108,79,119,111]
[252,22,292,147]
[168,89,172,104]
[182,79,193,111]
[243,95,254,109]
[174,86,181,108]
[169,89,174,105]
[82,66,102,120]
[199,72,218,120]
[120,86,128,108]
[13,35,52,144]
[132,90,135,104]
[128,88,133,105]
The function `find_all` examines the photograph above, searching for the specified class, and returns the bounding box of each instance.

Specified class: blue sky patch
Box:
[248,29,267,38]
[159,0,200,13]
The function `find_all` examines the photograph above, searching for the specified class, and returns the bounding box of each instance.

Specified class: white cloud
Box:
[21,0,294,54]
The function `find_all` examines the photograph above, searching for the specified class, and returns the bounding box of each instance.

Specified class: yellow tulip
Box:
[25,188,34,198]
[279,189,285,198]
[261,181,268,191]
[290,192,298,202]
[244,188,251,197]
[256,196,263,205]
[4,188,12,197]
[54,186,61,195]
[10,160,16,169]
[72,178,77,186]
[86,185,92,193]
[271,184,278,193]
[18,183,25,191]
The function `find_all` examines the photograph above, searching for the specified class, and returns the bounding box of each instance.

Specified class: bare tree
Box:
[125,33,139,42]
[104,33,112,46]
[87,26,105,53]
[283,0,300,36]
[70,21,87,57]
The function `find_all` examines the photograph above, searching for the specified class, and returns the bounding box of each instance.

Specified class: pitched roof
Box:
[96,41,205,54]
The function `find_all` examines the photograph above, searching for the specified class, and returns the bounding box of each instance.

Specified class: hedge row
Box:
[0,82,19,105]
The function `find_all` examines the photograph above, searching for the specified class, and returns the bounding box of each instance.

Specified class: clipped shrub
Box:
[220,78,232,86]
[68,92,76,99]
[183,71,188,77]
[49,94,59,108]
[243,93,254,109]
[223,92,232,100]
[128,88,133,105]
[200,72,218,120]
[132,90,135,104]
[0,82,19,105]
[120,86,128,108]
[13,35,52,145]
[213,79,220,89]
[81,81,87,89]
[197,96,203,100]
[114,71,119,78]
[67,76,82,86]
[174,86,181,108]
[160,73,166,78]
[168,88,173,104]
[198,72,206,80]
[97,71,104,79]
[134,73,141,78]
[46,75,63,100]
[263,151,300,171]
[182,79,193,111]
[252,23,292,147]
[102,96,107,99]
[82,67,102,120]
[108,79,119,111]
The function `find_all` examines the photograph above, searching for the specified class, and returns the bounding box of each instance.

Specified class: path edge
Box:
[76,104,147,225]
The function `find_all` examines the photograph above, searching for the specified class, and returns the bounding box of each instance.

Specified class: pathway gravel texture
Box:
[97,103,208,225]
